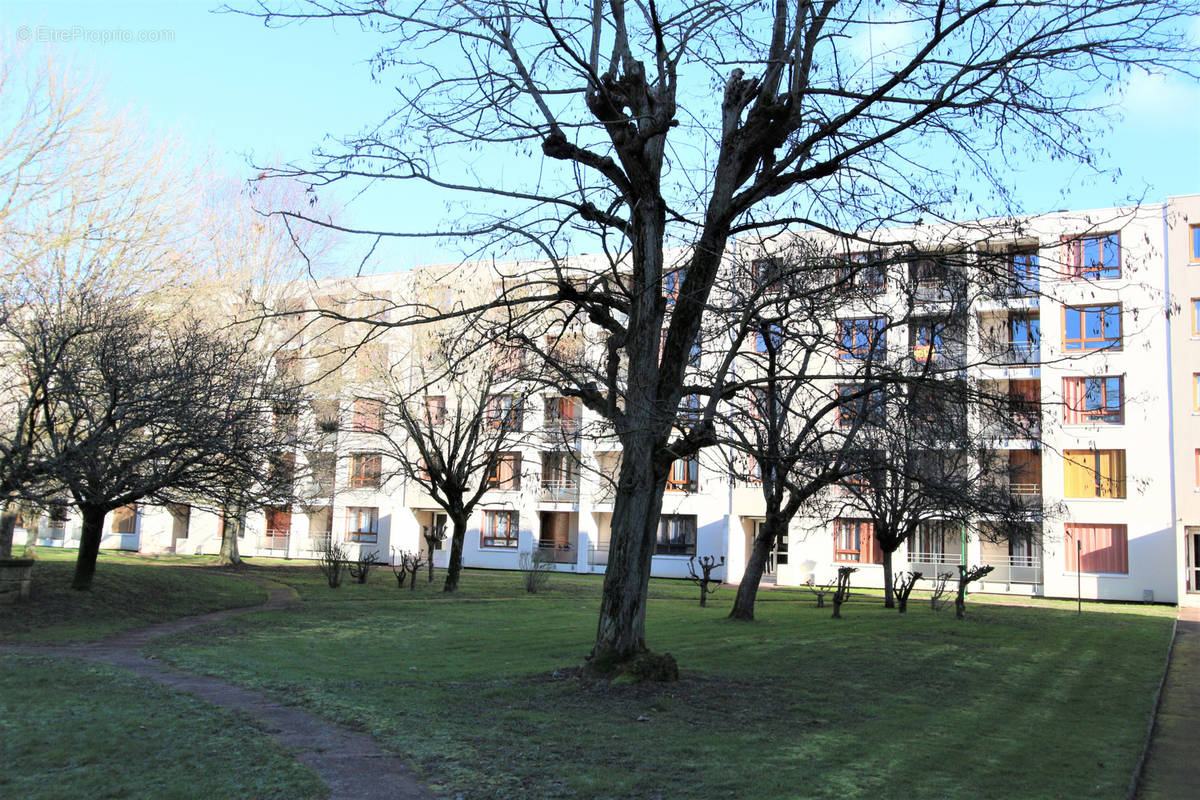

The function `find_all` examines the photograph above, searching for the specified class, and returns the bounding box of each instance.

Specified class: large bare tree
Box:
[243,0,1198,672]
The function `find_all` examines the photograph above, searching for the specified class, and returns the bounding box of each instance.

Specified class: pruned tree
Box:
[241,0,1199,671]
[893,571,922,614]
[954,564,996,619]
[685,554,724,607]
[831,566,856,619]
[421,521,447,582]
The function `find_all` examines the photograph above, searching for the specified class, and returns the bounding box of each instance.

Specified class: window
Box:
[1062,305,1121,351]
[486,394,523,431]
[355,344,385,380]
[1194,374,1200,412]
[837,451,885,495]
[1062,376,1123,424]
[1195,449,1200,489]
[664,266,687,303]
[1007,379,1041,427]
[909,320,946,361]
[349,453,382,488]
[312,398,340,433]
[482,510,519,548]
[833,519,881,563]
[836,384,883,427]
[492,341,527,377]
[543,396,579,432]
[486,452,521,490]
[269,452,296,487]
[1008,450,1042,496]
[352,398,384,432]
[1063,449,1127,499]
[111,504,137,534]
[1192,300,1200,336]
[656,514,697,555]
[346,507,379,543]
[1064,233,1120,280]
[679,394,702,426]
[1192,225,1200,263]
[666,457,699,492]
[424,395,446,426]
[265,506,292,537]
[1064,522,1128,574]
[1009,314,1040,360]
[755,322,783,353]
[838,317,886,359]
[837,251,887,293]
[1009,249,1039,295]
[750,257,784,294]
[913,520,961,562]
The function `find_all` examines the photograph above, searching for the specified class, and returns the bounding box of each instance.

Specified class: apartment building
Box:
[25,195,1200,605]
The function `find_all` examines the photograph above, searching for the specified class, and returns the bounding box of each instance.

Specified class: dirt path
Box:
[2,579,435,800]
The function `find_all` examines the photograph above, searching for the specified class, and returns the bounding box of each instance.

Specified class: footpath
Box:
[1134,605,1200,800]
[1,581,434,800]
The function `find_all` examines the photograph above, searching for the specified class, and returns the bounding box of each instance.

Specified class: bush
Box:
[519,549,555,593]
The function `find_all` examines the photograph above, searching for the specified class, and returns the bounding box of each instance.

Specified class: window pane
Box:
[1064,309,1082,344]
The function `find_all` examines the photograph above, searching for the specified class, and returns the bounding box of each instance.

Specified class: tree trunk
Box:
[0,503,15,560]
[955,581,968,620]
[589,438,669,671]
[729,516,780,621]
[882,549,895,609]
[442,516,468,592]
[71,505,107,590]
[424,537,437,582]
[217,519,243,566]
[23,511,39,559]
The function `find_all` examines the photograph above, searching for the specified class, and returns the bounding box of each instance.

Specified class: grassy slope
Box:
[147,565,1174,800]
[1,549,266,643]
[0,654,326,800]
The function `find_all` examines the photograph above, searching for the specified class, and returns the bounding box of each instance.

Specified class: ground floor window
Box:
[656,514,697,555]
[833,518,881,564]
[346,506,379,543]
[482,510,519,548]
[111,504,137,534]
[1064,522,1127,574]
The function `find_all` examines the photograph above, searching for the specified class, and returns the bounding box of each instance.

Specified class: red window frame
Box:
[1062,376,1123,425]
[1064,523,1128,574]
[485,451,522,490]
[1063,233,1121,280]
[833,519,881,564]
[351,398,384,433]
[665,457,699,492]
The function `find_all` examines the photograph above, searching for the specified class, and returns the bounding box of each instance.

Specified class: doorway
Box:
[753,519,788,580]
[1187,527,1200,593]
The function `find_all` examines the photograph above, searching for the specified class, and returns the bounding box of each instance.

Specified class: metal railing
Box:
[536,540,576,564]
[588,546,609,566]
[540,479,580,503]
[981,554,1043,584]
[542,419,581,440]
[908,551,964,577]
[261,530,290,551]
[984,340,1039,365]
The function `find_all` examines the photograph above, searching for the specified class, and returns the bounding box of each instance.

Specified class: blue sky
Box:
[5,1,1200,272]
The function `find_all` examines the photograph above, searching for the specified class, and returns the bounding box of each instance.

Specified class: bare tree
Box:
[240,0,1198,671]
[29,296,297,590]
[371,299,538,593]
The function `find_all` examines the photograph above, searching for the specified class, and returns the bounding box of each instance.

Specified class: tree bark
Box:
[23,511,39,559]
[588,436,669,670]
[729,516,781,621]
[882,549,895,609]
[217,517,243,567]
[0,503,15,560]
[71,505,107,590]
[442,515,468,592]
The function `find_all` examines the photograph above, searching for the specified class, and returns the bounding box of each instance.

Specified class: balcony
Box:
[980,413,1041,441]
[588,546,609,566]
[981,554,1043,584]
[983,340,1039,366]
[911,277,967,304]
[908,551,964,578]
[541,418,581,443]
[261,530,290,551]
[540,478,580,503]
[536,540,576,564]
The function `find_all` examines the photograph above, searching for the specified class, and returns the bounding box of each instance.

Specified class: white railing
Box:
[261,530,290,551]
[986,340,1039,365]
[982,554,1043,584]
[540,478,580,502]
[536,540,576,564]
[588,546,609,566]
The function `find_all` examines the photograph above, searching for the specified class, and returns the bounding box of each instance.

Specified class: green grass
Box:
[0,549,266,644]
[143,564,1174,800]
[0,654,326,800]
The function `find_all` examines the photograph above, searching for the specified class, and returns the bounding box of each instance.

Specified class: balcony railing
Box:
[542,419,581,441]
[984,340,1039,366]
[980,414,1041,440]
[912,278,967,302]
[588,546,609,566]
[908,551,964,577]
[536,540,576,564]
[981,554,1043,584]
[540,478,580,503]
[261,530,290,551]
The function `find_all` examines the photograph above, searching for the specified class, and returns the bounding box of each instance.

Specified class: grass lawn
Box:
[0,654,326,800]
[141,564,1174,800]
[0,549,266,644]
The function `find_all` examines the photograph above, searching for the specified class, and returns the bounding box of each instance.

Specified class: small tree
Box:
[686,555,725,608]
[930,572,953,612]
[318,538,348,589]
[893,571,923,614]
[347,550,381,584]
[831,566,857,620]
[421,521,446,582]
[955,565,996,620]
[519,549,555,594]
